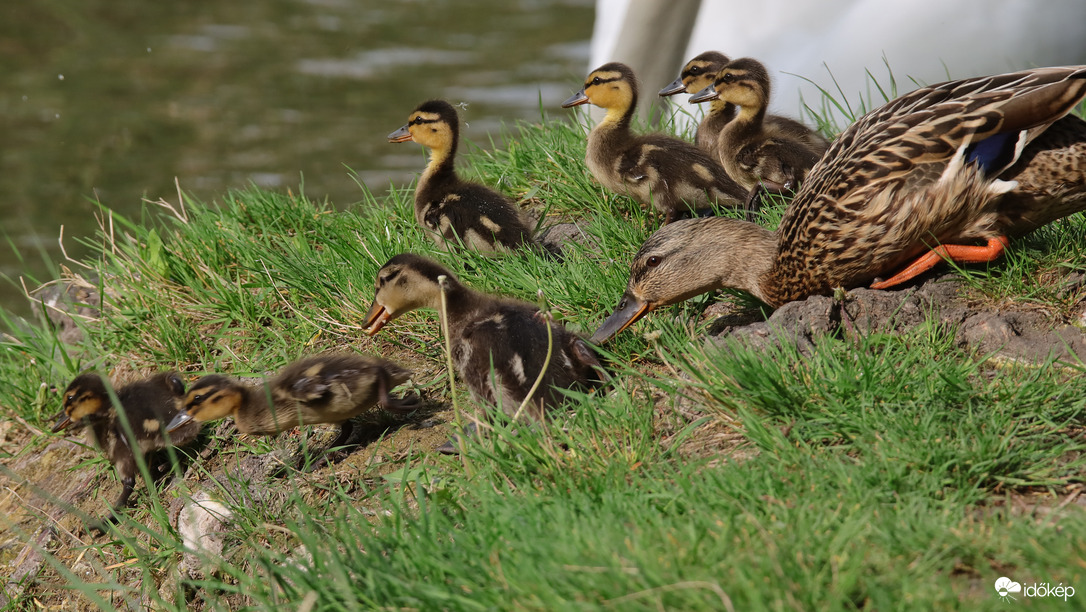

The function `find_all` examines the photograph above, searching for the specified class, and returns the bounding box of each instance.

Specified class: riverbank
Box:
[2,114,1085,610]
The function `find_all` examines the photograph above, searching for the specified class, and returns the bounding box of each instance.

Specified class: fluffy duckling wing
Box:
[114,372,197,448]
[737,138,824,187]
[424,184,534,251]
[456,305,602,420]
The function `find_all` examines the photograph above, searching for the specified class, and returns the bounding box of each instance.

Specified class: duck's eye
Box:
[411,116,424,125]
[192,394,205,404]
[646,256,662,267]
[591,76,601,86]
[689,67,700,75]
[721,72,736,84]
[65,394,74,403]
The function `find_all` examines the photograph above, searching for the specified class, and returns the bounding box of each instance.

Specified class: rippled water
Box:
[0,0,594,316]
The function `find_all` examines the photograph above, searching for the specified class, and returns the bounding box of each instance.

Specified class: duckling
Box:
[53,371,200,531]
[562,62,749,224]
[659,52,830,160]
[166,354,419,440]
[363,253,606,425]
[389,100,551,255]
[689,57,828,204]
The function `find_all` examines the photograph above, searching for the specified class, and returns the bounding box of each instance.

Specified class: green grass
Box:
[2,103,1086,611]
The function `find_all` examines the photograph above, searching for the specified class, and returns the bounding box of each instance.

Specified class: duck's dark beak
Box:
[363,302,392,336]
[658,77,687,97]
[561,89,589,108]
[166,411,194,433]
[51,413,73,433]
[688,84,719,104]
[590,294,653,344]
[388,125,413,143]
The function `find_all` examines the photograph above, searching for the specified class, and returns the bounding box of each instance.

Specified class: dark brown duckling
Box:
[166,354,418,442]
[362,253,606,426]
[689,58,828,205]
[562,62,749,224]
[660,51,830,160]
[53,371,199,531]
[389,100,553,255]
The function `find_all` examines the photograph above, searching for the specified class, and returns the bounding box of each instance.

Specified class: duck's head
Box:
[659,51,730,97]
[167,375,241,432]
[591,218,778,344]
[53,372,109,432]
[388,99,459,151]
[562,62,638,112]
[689,57,771,109]
[364,253,457,336]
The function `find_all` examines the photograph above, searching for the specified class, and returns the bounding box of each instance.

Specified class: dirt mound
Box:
[712,274,1086,366]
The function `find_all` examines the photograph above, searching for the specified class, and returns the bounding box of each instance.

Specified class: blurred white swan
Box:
[591,0,1086,123]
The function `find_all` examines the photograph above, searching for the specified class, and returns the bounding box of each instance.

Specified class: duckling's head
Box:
[591,218,778,343]
[659,51,730,97]
[388,100,459,152]
[689,57,771,110]
[53,372,108,432]
[166,375,242,432]
[364,253,457,335]
[562,62,638,113]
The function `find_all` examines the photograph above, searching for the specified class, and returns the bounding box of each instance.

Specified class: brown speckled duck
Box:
[592,66,1086,342]
[166,354,417,438]
[659,51,829,161]
[363,253,606,424]
[390,100,552,255]
[53,371,199,531]
[562,62,749,223]
[688,57,828,203]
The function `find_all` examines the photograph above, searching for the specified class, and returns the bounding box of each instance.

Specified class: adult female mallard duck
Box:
[562,62,749,223]
[389,100,552,255]
[591,65,1086,342]
[659,52,829,161]
[53,371,200,531]
[688,57,828,202]
[363,253,606,426]
[166,354,418,439]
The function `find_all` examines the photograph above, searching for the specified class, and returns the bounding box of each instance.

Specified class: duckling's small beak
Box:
[51,413,73,433]
[688,84,719,104]
[166,411,194,433]
[363,302,392,336]
[658,78,687,97]
[590,294,653,344]
[561,89,589,108]
[388,125,413,143]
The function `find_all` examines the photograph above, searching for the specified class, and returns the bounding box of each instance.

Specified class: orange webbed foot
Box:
[871,236,1009,290]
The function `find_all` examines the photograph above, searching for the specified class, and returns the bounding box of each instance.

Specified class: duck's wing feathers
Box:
[768,66,1086,301]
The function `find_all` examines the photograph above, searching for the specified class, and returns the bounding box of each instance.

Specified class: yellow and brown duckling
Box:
[166,354,418,439]
[688,57,829,203]
[53,371,200,531]
[562,62,749,224]
[389,100,551,255]
[659,51,830,160]
[592,65,1086,342]
[363,253,606,426]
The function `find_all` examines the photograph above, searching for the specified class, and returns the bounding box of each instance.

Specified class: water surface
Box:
[0,0,593,316]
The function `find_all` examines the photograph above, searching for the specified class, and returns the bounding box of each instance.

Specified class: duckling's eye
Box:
[591,76,601,86]
[411,116,424,125]
[192,394,205,404]
[646,256,662,267]
[721,72,736,84]
[689,67,700,75]
[66,394,75,403]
